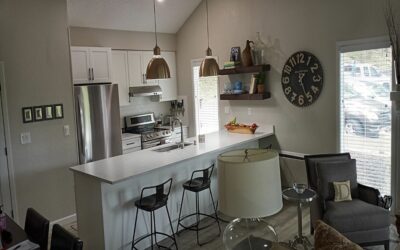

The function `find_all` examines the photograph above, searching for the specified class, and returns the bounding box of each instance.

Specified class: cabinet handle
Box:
[91,68,94,80]
[88,68,91,81]
[126,142,136,145]
[143,74,146,84]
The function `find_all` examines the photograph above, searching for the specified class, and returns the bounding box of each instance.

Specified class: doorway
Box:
[0,62,15,217]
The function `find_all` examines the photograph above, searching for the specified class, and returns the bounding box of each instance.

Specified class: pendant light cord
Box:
[153,0,158,46]
[206,0,210,49]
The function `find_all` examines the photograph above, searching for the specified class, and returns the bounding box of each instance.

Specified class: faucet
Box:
[171,117,184,149]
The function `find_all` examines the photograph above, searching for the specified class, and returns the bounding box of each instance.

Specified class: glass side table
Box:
[282,188,317,250]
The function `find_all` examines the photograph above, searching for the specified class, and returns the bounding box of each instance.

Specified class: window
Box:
[339,45,392,195]
[192,60,219,135]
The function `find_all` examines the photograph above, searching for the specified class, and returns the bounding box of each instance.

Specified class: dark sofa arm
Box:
[358,183,380,205]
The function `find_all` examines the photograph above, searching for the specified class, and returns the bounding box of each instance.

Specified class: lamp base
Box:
[223,218,278,250]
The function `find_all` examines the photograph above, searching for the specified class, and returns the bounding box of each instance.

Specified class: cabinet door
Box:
[141,51,159,86]
[71,47,90,84]
[127,51,143,87]
[158,51,177,102]
[90,48,112,83]
[112,51,130,106]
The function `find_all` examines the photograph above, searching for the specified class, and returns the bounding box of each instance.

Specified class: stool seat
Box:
[183,177,210,192]
[132,178,178,250]
[176,164,221,246]
[134,194,168,212]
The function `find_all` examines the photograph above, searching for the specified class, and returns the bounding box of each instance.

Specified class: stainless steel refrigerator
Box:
[74,83,122,164]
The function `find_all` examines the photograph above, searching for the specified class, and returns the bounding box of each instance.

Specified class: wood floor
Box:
[60,201,400,250]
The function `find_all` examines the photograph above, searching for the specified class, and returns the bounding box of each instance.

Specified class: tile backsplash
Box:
[119,96,171,128]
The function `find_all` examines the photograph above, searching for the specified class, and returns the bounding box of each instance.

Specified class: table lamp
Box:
[218,149,283,250]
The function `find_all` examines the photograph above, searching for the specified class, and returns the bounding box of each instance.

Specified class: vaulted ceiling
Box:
[67,0,202,34]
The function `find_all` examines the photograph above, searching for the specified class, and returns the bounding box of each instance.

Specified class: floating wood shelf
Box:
[218,64,271,75]
[220,92,271,100]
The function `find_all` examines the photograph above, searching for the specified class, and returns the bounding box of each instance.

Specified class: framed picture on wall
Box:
[230,47,241,63]
[44,105,54,120]
[22,107,33,123]
[33,106,44,121]
[54,104,63,119]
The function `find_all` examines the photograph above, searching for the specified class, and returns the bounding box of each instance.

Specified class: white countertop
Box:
[70,126,274,184]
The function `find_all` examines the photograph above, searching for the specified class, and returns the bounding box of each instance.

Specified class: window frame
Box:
[336,36,394,199]
[190,58,220,136]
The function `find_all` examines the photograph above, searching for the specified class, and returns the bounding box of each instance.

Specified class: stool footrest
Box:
[177,212,219,231]
[133,232,177,249]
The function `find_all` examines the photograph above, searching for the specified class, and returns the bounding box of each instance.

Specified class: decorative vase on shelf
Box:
[252,32,267,65]
[242,40,254,67]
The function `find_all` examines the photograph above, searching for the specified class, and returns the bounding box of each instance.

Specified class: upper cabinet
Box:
[113,50,177,104]
[158,52,177,102]
[112,50,130,106]
[70,46,112,84]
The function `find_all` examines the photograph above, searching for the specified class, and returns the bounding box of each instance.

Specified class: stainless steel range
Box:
[124,113,172,149]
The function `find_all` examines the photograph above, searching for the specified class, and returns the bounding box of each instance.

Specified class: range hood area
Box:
[129,85,162,97]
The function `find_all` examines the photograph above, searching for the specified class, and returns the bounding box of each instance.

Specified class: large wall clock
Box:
[281,51,323,107]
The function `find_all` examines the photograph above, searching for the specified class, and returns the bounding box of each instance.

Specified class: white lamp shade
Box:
[218,149,283,219]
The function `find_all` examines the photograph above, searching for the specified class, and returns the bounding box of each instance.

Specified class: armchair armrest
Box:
[358,183,380,205]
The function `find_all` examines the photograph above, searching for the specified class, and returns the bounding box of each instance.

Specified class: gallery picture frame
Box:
[44,105,54,120]
[22,107,33,123]
[33,106,44,122]
[54,104,64,119]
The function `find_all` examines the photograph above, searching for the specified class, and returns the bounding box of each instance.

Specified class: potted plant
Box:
[256,72,266,93]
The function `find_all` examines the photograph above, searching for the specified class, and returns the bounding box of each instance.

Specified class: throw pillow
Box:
[333,180,352,202]
[314,220,362,250]
[316,159,358,201]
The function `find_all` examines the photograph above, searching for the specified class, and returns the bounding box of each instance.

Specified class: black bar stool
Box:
[132,178,178,250]
[176,164,221,246]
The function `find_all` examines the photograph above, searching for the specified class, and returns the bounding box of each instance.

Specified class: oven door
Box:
[142,139,162,149]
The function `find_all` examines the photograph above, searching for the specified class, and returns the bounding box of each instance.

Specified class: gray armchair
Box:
[304,153,390,249]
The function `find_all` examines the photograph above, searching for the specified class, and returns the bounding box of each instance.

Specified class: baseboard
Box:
[50,213,76,227]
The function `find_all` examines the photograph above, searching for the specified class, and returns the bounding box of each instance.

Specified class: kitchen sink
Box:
[153,142,193,152]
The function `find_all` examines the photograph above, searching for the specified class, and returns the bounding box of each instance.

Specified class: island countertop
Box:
[70,126,274,184]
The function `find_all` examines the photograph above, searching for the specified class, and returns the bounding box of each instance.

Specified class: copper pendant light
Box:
[146,0,170,80]
[199,0,219,77]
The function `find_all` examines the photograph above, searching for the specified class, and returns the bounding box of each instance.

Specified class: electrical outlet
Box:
[63,125,70,136]
[224,106,230,114]
[248,108,252,115]
[20,132,31,144]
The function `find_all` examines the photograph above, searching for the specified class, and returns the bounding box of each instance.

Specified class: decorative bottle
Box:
[252,32,267,65]
[242,40,254,67]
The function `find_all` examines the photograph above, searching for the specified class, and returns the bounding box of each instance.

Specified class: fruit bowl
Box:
[224,125,258,134]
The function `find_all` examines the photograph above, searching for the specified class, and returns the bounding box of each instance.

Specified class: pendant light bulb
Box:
[200,0,219,77]
[146,0,171,80]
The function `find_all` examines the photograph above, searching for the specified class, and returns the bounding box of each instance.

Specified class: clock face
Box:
[281,51,323,107]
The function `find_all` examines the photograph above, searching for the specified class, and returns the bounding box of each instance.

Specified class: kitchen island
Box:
[70,127,274,250]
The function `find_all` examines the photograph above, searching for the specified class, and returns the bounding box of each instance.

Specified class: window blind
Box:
[340,47,392,195]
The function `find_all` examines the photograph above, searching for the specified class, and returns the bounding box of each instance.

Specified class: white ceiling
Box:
[67,0,202,34]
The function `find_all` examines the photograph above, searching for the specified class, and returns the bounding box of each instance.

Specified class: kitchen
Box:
[1,0,400,250]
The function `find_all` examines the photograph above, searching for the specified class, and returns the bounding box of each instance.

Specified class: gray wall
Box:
[69,26,176,51]
[176,0,395,154]
[0,0,78,222]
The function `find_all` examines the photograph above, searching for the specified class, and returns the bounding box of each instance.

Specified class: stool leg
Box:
[131,208,139,250]
[166,205,178,249]
[196,192,200,246]
[176,189,186,235]
[150,211,154,250]
[153,211,161,248]
[209,187,221,235]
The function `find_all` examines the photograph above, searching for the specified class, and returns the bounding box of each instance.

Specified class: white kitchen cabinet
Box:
[71,46,112,84]
[111,50,178,103]
[112,51,130,106]
[158,52,178,102]
[127,51,144,87]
